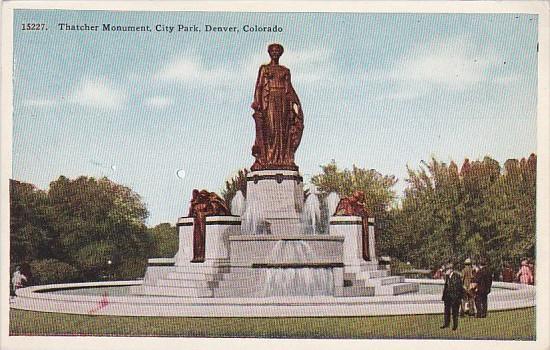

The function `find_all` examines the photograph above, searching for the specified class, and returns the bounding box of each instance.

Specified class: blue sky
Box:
[12,10,538,225]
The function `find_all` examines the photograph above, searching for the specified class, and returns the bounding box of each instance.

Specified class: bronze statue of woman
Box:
[251,43,304,171]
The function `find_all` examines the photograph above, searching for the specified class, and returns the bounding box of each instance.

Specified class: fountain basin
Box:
[11,280,535,317]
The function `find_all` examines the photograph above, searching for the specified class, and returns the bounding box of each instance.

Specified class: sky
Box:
[12,10,538,225]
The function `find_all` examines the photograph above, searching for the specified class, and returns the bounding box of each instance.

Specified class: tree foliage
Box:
[311,160,398,240]
[221,169,248,210]
[29,259,79,285]
[10,154,537,285]
[311,160,398,216]
[10,176,151,284]
[387,155,536,272]
[148,223,178,258]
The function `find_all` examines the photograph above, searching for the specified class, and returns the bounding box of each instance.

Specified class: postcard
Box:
[1,1,548,350]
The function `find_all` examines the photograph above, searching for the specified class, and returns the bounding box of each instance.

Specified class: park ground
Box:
[10,307,535,340]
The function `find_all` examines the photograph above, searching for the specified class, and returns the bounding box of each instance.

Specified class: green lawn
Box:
[10,307,535,340]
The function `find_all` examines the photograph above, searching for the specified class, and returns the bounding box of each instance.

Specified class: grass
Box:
[10,307,535,339]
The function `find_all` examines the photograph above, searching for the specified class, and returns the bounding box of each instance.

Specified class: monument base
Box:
[330,216,418,295]
[242,169,304,235]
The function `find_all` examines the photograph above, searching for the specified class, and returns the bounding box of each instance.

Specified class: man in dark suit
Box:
[473,258,492,318]
[441,262,464,330]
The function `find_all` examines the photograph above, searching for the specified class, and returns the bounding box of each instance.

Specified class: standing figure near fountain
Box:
[188,190,230,262]
[335,191,373,261]
[251,43,304,171]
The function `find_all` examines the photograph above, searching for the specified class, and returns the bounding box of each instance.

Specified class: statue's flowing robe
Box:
[252,64,303,170]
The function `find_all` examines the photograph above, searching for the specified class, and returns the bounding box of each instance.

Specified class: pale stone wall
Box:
[175,216,241,267]
[228,234,344,266]
[329,216,378,268]
[244,170,304,235]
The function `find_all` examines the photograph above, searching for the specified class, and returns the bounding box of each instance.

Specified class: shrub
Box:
[29,259,79,285]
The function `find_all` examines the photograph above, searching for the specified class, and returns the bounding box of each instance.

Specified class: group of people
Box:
[439,258,493,331]
[501,260,535,285]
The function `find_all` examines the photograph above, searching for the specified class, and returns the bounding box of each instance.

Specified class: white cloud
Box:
[154,56,239,86]
[246,47,335,84]
[154,47,336,87]
[70,77,127,109]
[143,96,172,108]
[23,98,56,107]
[393,37,497,86]
[494,73,521,86]
[373,36,503,100]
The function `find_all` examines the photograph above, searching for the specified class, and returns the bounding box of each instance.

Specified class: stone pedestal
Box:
[175,216,241,267]
[329,216,377,269]
[243,170,304,235]
[228,234,344,267]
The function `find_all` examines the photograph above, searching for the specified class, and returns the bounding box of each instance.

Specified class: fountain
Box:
[230,190,246,216]
[326,192,340,217]
[302,189,322,234]
[127,43,419,300]
[13,43,506,317]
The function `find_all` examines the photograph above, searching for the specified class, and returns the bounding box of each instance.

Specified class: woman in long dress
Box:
[516,260,534,284]
[251,43,304,170]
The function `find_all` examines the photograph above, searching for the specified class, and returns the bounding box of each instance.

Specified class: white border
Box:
[1,1,549,350]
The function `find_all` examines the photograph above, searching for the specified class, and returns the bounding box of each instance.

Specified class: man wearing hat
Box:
[441,262,464,330]
[472,258,493,318]
[460,258,475,316]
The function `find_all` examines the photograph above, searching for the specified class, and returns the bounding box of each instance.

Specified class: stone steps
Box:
[156,278,217,288]
[213,285,267,297]
[129,285,213,297]
[335,285,375,297]
[365,276,404,286]
[174,265,230,274]
[217,277,266,288]
[374,282,419,296]
[166,272,223,281]
[350,269,390,280]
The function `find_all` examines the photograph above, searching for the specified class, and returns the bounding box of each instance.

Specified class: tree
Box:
[484,155,536,265]
[310,161,397,250]
[10,176,152,283]
[311,160,397,216]
[10,180,55,263]
[30,259,80,285]
[148,223,178,258]
[221,169,248,210]
[387,155,536,273]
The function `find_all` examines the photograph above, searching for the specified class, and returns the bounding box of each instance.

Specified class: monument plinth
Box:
[242,169,304,235]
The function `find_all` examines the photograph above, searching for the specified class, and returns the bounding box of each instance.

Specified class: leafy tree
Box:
[148,223,178,258]
[311,161,397,250]
[30,259,79,285]
[221,169,248,209]
[10,180,55,263]
[10,176,151,283]
[311,160,397,216]
[484,155,536,265]
[387,155,536,273]
[47,176,150,281]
